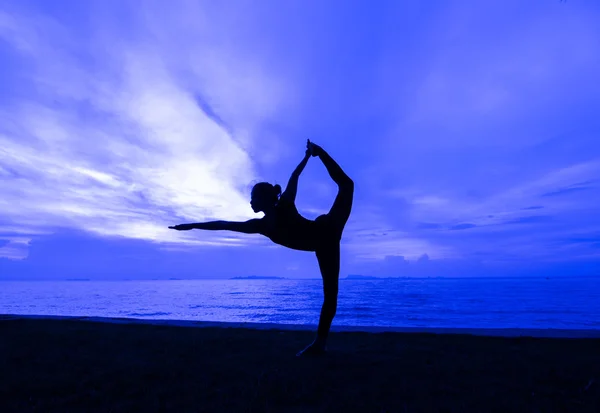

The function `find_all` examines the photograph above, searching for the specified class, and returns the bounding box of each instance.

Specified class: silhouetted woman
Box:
[169,140,354,356]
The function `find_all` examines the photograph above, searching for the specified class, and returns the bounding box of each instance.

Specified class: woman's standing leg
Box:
[316,243,340,343]
[296,243,340,356]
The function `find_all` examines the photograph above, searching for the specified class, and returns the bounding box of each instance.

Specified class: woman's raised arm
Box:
[280,149,311,204]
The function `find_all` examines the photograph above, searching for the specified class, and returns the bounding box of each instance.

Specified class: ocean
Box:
[1,277,598,329]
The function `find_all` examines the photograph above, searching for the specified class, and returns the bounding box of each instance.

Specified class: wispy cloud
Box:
[449,223,477,231]
[398,160,600,262]
[0,237,30,260]
[0,2,294,257]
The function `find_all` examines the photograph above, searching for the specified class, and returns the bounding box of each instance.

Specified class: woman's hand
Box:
[169,224,194,231]
[306,139,322,157]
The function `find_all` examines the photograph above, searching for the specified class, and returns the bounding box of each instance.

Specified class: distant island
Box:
[345,274,379,279]
[230,276,287,280]
[65,278,90,281]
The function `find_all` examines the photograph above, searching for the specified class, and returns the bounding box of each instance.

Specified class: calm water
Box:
[1,277,599,329]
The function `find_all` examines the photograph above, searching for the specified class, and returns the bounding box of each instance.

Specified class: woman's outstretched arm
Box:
[280,147,311,204]
[169,219,263,234]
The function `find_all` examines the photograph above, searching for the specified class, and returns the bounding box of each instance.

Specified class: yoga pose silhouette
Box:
[169,140,354,356]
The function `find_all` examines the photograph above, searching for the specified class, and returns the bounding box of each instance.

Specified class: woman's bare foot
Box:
[306,139,322,157]
[296,340,327,357]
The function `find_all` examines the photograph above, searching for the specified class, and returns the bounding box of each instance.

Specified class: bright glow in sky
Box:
[1,0,599,279]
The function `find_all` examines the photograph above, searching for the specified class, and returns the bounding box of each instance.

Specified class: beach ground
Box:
[1,318,599,412]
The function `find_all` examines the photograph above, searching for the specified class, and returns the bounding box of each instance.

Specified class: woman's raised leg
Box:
[314,146,354,236]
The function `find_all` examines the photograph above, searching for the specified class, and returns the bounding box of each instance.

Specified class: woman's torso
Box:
[262,199,327,252]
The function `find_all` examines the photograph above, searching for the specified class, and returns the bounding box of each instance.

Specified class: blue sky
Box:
[1,0,599,280]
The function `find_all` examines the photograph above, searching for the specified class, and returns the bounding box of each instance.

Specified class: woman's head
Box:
[250,182,281,213]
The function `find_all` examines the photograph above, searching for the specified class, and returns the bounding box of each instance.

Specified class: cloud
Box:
[417,222,442,230]
[503,215,553,225]
[0,3,296,258]
[0,228,319,280]
[362,0,600,248]
[378,159,600,265]
[0,237,30,260]
[449,223,477,231]
[541,186,593,197]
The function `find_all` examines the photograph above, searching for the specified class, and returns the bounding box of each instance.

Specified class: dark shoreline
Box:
[2,316,599,412]
[2,314,600,338]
